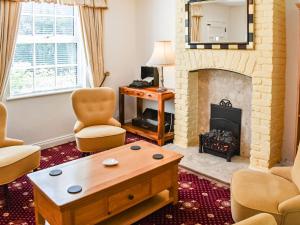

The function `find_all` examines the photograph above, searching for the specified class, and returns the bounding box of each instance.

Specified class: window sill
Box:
[6,88,82,101]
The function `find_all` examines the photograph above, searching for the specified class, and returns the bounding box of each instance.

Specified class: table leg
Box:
[119,89,125,124]
[33,187,45,225]
[157,96,165,146]
[35,207,45,225]
[137,98,143,118]
[170,165,179,205]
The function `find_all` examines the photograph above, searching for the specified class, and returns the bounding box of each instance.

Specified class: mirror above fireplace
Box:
[185,0,254,50]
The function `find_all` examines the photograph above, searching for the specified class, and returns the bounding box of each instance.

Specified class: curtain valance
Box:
[190,3,202,17]
[10,0,107,8]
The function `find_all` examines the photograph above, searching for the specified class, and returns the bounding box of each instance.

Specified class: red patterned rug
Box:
[0,133,234,225]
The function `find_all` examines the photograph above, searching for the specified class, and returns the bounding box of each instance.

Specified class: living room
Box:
[0,0,300,224]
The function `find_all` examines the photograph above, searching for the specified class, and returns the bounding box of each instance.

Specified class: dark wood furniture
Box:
[28,141,183,225]
[119,86,175,146]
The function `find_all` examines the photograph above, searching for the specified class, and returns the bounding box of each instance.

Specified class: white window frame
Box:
[7,3,86,101]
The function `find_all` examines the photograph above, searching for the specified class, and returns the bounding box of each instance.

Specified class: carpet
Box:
[0,133,234,225]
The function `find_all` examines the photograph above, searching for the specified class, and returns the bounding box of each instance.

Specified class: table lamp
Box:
[147,41,175,92]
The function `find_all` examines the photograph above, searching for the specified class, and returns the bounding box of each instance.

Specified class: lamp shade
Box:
[147,41,175,66]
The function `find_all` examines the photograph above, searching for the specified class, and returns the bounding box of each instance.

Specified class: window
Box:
[8,3,85,98]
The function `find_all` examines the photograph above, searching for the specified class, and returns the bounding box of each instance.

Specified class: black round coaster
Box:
[67,185,82,194]
[130,145,141,151]
[153,154,164,160]
[49,169,62,176]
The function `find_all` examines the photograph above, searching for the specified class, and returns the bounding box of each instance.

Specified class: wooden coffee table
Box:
[28,141,183,225]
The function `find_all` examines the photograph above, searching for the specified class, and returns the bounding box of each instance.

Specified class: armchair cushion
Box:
[231,169,299,223]
[0,145,41,167]
[278,195,300,214]
[75,125,126,153]
[270,166,293,182]
[0,145,41,185]
[234,213,277,225]
[75,125,125,139]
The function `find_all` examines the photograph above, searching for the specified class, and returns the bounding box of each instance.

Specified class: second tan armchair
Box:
[71,88,126,153]
[231,146,300,225]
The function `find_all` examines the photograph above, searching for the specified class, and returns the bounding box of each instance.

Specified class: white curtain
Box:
[0,1,21,100]
[79,6,105,87]
[190,3,202,43]
[191,16,201,43]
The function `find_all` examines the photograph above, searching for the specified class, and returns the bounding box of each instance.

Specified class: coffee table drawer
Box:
[73,197,107,225]
[108,181,150,213]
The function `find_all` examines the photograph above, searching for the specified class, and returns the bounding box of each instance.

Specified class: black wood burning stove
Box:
[199,99,242,162]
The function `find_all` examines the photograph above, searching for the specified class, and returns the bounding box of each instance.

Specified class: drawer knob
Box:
[128,194,134,200]
[108,211,111,215]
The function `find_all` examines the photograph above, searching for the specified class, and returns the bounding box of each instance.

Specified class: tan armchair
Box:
[71,88,126,153]
[231,147,300,225]
[234,213,277,225]
[0,102,41,199]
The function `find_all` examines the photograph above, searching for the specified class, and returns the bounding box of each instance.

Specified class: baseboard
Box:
[33,134,75,150]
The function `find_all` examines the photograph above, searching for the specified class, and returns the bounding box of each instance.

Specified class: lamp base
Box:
[156,87,168,92]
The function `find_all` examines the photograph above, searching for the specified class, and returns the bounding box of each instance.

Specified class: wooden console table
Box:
[119,86,175,146]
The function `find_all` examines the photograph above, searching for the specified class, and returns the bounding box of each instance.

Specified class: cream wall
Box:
[282,0,299,163]
[135,0,176,113]
[3,0,137,147]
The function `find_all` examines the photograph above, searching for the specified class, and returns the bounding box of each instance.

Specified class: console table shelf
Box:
[119,86,175,146]
[122,122,174,143]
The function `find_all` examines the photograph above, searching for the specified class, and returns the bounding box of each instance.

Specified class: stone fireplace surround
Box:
[174,0,286,170]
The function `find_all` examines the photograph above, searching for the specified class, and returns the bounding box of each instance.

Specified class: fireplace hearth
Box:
[199,99,242,162]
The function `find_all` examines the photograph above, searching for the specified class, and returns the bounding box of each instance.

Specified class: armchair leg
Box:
[3,184,8,199]
[1,184,9,208]
[81,152,90,158]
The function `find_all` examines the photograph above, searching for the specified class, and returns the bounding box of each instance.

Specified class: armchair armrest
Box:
[278,195,300,214]
[74,121,85,133]
[1,138,24,147]
[107,118,121,127]
[270,166,293,181]
[234,213,277,225]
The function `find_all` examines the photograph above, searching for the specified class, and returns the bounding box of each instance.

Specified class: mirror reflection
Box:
[189,0,248,44]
